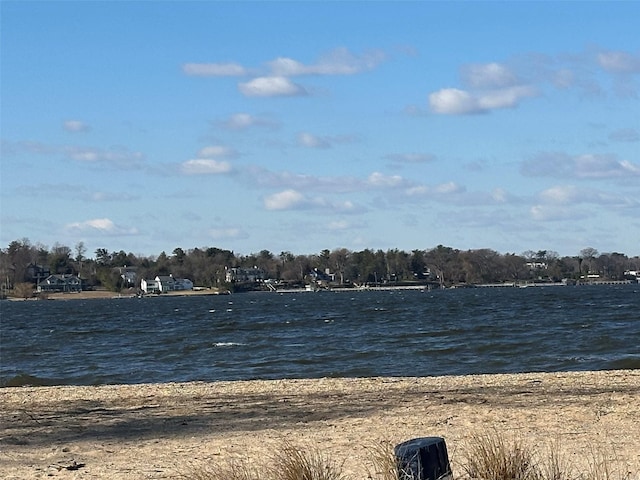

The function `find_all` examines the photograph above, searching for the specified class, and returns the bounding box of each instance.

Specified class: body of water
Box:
[1,284,639,386]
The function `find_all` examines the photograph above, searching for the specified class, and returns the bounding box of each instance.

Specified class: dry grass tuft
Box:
[462,431,539,480]
[580,445,632,480]
[364,440,398,480]
[181,434,637,480]
[536,442,574,480]
[182,457,261,480]
[269,442,348,480]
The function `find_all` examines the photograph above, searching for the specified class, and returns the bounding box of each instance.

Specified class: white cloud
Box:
[181,159,232,175]
[461,62,519,89]
[268,47,386,76]
[476,85,537,110]
[609,128,640,143]
[521,152,640,179]
[263,189,361,213]
[65,218,138,235]
[264,189,306,210]
[238,76,307,97]
[197,145,238,158]
[538,185,581,204]
[63,120,90,132]
[297,132,331,149]
[403,181,466,198]
[429,85,536,114]
[367,172,405,188]
[182,62,248,76]
[435,181,465,194]
[220,113,277,130]
[65,146,145,168]
[208,227,247,240]
[384,153,437,164]
[327,220,350,230]
[429,88,479,114]
[597,50,640,74]
[530,205,581,222]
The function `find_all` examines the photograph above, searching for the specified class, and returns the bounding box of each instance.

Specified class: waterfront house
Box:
[37,274,82,293]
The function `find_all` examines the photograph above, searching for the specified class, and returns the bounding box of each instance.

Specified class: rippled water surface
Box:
[2,284,639,386]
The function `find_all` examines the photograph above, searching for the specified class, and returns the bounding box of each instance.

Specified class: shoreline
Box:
[5,280,637,302]
[1,370,639,479]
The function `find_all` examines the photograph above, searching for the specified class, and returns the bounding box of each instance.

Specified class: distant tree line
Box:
[1,238,639,295]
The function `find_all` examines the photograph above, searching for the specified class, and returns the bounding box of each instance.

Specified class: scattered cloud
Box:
[238,76,307,97]
[327,219,351,231]
[461,62,520,89]
[2,140,145,169]
[404,181,466,198]
[180,159,232,175]
[63,120,90,132]
[208,227,248,240]
[264,189,305,210]
[218,113,278,130]
[429,85,537,115]
[384,153,437,164]
[296,132,358,149]
[530,204,586,222]
[197,145,238,159]
[65,218,139,235]
[64,146,146,168]
[537,184,637,209]
[609,128,640,143]
[596,50,640,74]
[297,132,331,149]
[182,62,248,76]
[521,152,640,179]
[263,189,361,213]
[267,47,387,76]
[367,172,406,188]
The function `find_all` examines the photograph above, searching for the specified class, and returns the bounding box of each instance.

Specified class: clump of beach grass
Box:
[462,431,539,480]
[364,440,398,480]
[184,442,348,480]
[268,441,348,480]
[183,435,637,480]
[182,457,261,480]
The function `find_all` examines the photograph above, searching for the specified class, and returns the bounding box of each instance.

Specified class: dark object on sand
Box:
[395,437,452,480]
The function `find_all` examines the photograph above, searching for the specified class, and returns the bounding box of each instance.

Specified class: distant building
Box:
[114,266,137,286]
[140,278,160,294]
[37,274,82,293]
[225,267,265,283]
[26,263,51,284]
[141,274,193,294]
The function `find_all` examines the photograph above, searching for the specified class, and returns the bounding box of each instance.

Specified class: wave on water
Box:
[1,373,62,387]
[605,356,640,370]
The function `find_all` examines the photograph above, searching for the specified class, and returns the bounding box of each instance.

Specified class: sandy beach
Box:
[1,370,639,479]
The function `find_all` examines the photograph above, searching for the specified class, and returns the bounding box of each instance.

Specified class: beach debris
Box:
[395,437,452,480]
[65,461,86,471]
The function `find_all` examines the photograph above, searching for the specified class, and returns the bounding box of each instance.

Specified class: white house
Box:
[141,275,193,293]
[156,275,175,292]
[141,278,160,294]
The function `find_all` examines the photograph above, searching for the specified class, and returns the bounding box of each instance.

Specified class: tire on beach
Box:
[394,437,452,480]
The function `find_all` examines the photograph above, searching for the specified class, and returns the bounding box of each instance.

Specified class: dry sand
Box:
[1,370,639,479]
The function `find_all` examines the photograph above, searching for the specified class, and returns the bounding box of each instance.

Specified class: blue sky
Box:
[2,1,639,258]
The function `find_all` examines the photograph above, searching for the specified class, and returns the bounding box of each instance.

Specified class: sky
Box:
[1,1,639,259]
